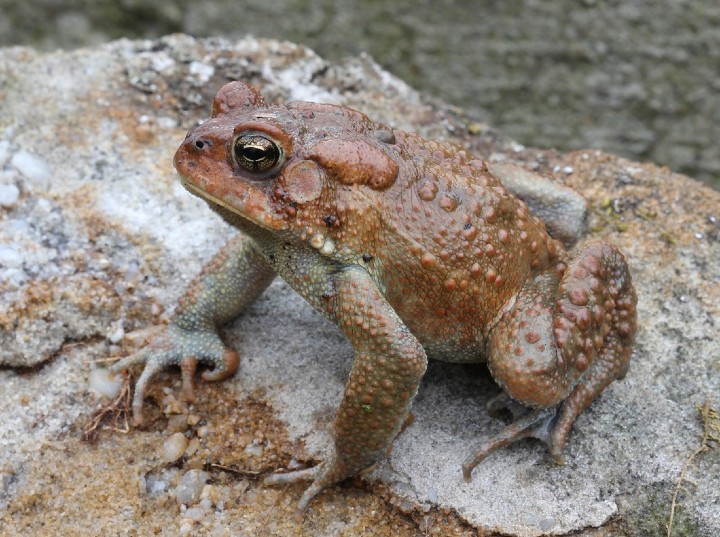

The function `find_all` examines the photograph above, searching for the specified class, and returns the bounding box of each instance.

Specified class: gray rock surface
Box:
[1,36,718,536]
[1,0,719,190]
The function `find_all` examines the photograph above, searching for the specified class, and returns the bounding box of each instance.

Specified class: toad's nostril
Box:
[194,139,212,150]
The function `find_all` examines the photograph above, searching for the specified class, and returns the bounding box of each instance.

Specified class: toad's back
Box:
[353,129,563,361]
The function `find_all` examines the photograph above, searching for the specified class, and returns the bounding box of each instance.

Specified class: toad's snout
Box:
[174,130,218,177]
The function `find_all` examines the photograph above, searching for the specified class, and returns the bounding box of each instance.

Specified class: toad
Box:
[113,82,637,514]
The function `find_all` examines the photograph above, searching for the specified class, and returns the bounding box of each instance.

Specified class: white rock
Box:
[107,325,125,344]
[88,369,123,399]
[175,469,210,504]
[161,432,188,463]
[10,151,52,186]
[183,506,206,522]
[189,61,214,82]
[0,185,20,207]
[0,245,23,268]
[243,441,263,458]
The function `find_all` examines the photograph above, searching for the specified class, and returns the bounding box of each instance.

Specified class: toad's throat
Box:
[179,177,273,232]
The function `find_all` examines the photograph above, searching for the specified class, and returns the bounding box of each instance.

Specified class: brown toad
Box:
[113,82,637,513]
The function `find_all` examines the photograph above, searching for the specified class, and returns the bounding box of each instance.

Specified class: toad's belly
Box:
[420,337,488,364]
[386,280,504,364]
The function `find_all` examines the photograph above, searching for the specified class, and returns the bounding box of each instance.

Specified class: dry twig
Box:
[208,463,262,480]
[82,374,133,442]
[666,400,720,537]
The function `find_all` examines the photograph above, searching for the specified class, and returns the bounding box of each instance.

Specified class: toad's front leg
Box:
[112,234,275,423]
[266,266,427,514]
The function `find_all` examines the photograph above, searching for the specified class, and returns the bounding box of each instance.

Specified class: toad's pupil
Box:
[243,145,269,161]
[234,135,280,173]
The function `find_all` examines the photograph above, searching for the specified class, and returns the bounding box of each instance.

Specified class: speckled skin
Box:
[113,82,637,513]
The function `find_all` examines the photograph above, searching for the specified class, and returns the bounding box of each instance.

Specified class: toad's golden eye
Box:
[233,134,282,174]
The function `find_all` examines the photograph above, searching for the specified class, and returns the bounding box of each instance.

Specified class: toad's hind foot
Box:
[462,406,559,481]
[265,456,354,518]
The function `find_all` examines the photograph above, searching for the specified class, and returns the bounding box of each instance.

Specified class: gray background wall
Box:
[2,0,718,189]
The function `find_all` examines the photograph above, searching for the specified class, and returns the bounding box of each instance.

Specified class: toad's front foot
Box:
[110,324,239,424]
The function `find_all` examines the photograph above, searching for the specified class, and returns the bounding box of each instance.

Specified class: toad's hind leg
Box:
[465,242,637,478]
[462,406,558,481]
[545,244,636,455]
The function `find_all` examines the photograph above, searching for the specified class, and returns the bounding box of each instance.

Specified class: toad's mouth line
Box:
[179,176,272,231]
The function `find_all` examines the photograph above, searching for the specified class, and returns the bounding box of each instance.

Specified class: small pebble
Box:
[151,55,175,72]
[243,441,264,458]
[185,437,200,457]
[145,474,169,496]
[0,184,19,207]
[175,469,210,504]
[88,369,123,399]
[189,61,215,82]
[201,484,222,506]
[10,151,52,185]
[163,396,187,415]
[162,432,188,463]
[166,414,189,433]
[187,414,201,426]
[524,513,555,530]
[397,499,415,513]
[107,326,125,344]
[0,245,22,268]
[183,506,206,521]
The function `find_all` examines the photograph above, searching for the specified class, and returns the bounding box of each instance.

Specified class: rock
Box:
[0,184,20,208]
[0,35,718,536]
[10,151,52,188]
[87,368,123,399]
[175,470,210,505]
[161,432,189,464]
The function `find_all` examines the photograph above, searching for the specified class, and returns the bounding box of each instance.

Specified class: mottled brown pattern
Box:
[114,81,637,515]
